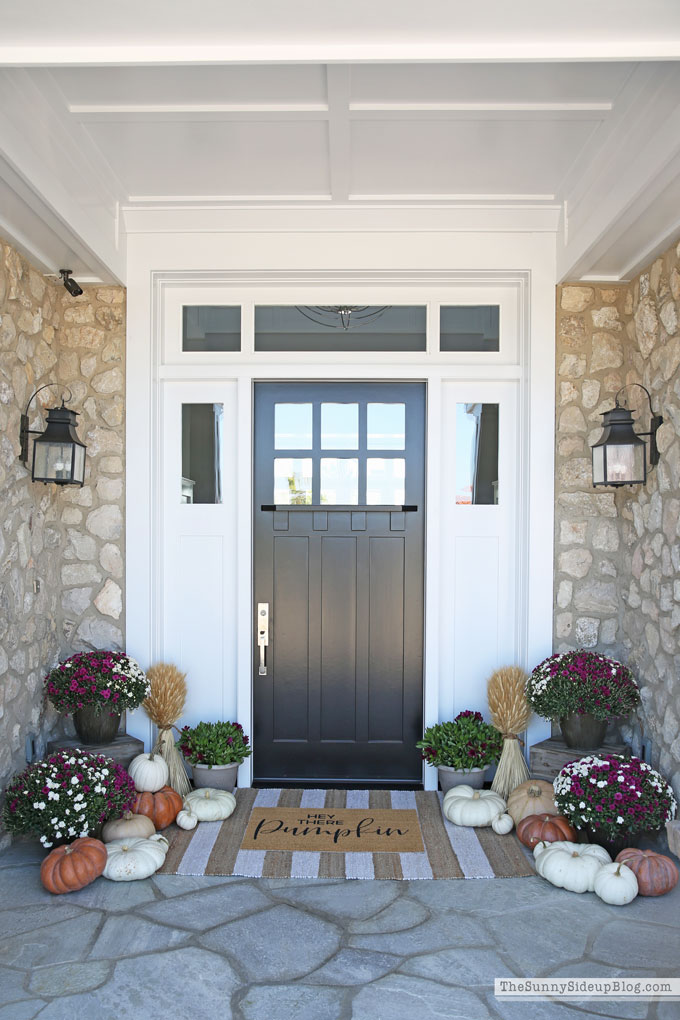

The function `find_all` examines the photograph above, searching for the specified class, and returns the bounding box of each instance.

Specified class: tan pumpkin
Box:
[40,837,107,895]
[506,780,558,824]
[132,785,182,829]
[516,813,576,849]
[615,848,679,897]
[102,811,156,843]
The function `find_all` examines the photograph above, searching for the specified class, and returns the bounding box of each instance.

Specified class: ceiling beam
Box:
[326,65,352,203]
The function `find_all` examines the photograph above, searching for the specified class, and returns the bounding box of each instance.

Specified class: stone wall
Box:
[0,239,126,818]
[555,238,680,802]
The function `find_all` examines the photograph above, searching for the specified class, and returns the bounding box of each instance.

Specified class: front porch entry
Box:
[127,271,549,789]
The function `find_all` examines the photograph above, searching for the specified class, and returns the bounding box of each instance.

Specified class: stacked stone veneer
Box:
[555,238,680,802]
[0,238,125,813]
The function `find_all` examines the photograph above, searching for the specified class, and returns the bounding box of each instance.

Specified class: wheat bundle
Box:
[487,665,531,800]
[142,663,191,797]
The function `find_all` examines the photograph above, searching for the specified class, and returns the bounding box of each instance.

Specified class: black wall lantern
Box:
[20,384,86,486]
[591,384,663,487]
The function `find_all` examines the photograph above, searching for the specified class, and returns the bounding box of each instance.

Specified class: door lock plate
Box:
[257,602,269,675]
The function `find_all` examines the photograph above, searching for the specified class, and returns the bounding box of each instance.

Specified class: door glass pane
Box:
[255,305,426,352]
[321,403,358,449]
[367,458,405,504]
[440,306,500,352]
[182,306,241,352]
[182,403,223,503]
[275,403,313,449]
[367,403,405,450]
[274,458,313,504]
[320,458,359,504]
[456,403,499,504]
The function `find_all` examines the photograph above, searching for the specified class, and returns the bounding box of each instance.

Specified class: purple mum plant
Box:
[526,650,640,722]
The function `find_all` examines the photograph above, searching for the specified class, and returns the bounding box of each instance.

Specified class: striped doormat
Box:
[159,788,534,880]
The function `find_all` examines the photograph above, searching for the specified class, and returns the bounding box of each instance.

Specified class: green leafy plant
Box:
[526,650,640,722]
[178,720,252,767]
[2,749,136,849]
[416,711,503,770]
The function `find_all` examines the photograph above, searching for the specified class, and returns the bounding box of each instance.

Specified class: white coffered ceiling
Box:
[0,2,679,284]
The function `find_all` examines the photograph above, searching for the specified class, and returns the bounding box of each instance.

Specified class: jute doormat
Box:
[158,788,534,880]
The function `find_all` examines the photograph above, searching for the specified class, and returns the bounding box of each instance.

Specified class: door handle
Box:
[257,602,269,675]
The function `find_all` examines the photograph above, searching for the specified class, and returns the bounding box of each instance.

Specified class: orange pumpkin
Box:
[615,848,679,897]
[40,837,107,895]
[132,785,182,829]
[516,813,576,849]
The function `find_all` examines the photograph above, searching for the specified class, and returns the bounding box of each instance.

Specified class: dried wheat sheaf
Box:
[143,662,191,797]
[487,665,531,800]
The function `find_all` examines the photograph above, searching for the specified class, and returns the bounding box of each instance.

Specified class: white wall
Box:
[125,226,556,785]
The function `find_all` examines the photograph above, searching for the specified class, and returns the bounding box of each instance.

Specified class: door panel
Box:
[254,381,425,784]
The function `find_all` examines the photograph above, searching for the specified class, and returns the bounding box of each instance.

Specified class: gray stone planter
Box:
[437,765,488,793]
[191,761,241,792]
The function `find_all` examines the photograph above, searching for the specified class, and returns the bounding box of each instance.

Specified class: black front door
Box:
[253,382,425,785]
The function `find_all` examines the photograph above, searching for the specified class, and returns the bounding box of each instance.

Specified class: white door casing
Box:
[126,254,555,790]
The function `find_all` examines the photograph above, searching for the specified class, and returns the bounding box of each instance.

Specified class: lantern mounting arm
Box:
[19,383,73,464]
[614,383,663,467]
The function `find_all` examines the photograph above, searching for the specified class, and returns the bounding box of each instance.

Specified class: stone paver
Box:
[88,915,191,960]
[199,903,341,981]
[0,1001,46,1019]
[137,881,271,931]
[272,879,399,920]
[349,912,492,955]
[399,946,518,985]
[0,913,102,969]
[351,974,491,1018]
[33,948,239,1020]
[64,877,157,913]
[239,984,346,1020]
[28,961,111,998]
[0,965,32,1004]
[0,837,678,1020]
[303,948,400,986]
[590,919,680,970]
[347,896,429,933]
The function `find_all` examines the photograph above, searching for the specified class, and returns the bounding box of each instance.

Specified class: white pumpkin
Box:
[176,809,198,830]
[593,862,638,905]
[442,786,507,827]
[103,833,169,882]
[491,812,514,835]
[183,788,237,822]
[128,751,169,793]
[102,811,155,843]
[534,840,611,893]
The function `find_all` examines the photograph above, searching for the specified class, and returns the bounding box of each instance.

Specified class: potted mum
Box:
[526,650,640,750]
[178,720,252,791]
[417,711,503,792]
[2,749,136,849]
[45,651,150,744]
[554,753,677,856]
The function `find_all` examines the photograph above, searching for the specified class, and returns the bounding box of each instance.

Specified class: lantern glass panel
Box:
[33,441,74,482]
[73,444,86,484]
[592,444,605,485]
[607,443,645,484]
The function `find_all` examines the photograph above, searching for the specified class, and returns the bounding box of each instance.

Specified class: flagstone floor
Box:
[0,837,678,1020]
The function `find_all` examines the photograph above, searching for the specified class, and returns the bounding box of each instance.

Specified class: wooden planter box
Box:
[46,732,143,770]
[529,736,630,783]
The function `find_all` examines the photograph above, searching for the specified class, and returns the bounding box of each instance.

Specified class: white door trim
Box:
[125,268,553,788]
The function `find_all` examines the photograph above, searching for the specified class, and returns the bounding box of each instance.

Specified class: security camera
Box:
[59,269,83,297]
